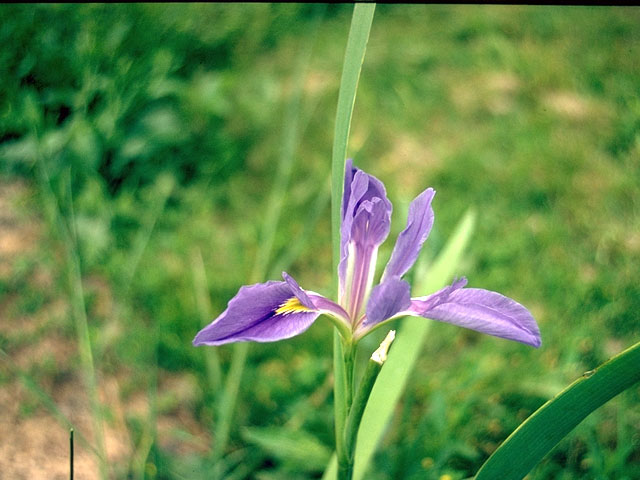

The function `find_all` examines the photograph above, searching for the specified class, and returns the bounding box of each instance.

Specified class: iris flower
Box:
[193,160,541,348]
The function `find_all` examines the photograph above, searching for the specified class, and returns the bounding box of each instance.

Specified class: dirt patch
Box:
[449,71,521,116]
[379,133,442,195]
[0,373,130,480]
[543,91,590,119]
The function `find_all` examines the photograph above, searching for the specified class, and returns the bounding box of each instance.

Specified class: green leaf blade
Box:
[331,2,376,277]
[328,4,375,478]
[242,426,331,472]
[475,340,640,480]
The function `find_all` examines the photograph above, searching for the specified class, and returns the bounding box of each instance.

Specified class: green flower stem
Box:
[336,338,357,480]
[344,331,395,464]
[343,340,356,414]
[333,334,348,476]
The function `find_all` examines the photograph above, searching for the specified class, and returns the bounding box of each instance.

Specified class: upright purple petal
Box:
[193,280,319,346]
[364,276,412,327]
[409,283,541,347]
[342,158,356,220]
[351,197,391,247]
[383,188,435,280]
[339,170,370,291]
[339,165,393,300]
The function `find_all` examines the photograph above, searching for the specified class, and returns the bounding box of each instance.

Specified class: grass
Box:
[1,4,639,479]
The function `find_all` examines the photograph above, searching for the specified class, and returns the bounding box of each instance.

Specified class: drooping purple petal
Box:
[411,277,468,310]
[383,188,435,280]
[409,282,541,347]
[364,276,412,326]
[193,280,320,346]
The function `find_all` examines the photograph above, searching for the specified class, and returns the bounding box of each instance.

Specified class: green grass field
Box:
[1,4,639,479]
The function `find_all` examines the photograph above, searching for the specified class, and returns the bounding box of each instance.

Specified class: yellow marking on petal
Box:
[274,297,313,316]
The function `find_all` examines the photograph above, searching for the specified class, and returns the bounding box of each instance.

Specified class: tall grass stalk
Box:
[191,248,223,392]
[110,176,174,480]
[122,175,175,294]
[34,154,108,479]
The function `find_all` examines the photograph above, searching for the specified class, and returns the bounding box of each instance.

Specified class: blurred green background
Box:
[1,4,639,479]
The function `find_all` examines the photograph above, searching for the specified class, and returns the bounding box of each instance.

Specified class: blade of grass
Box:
[112,176,173,480]
[268,178,330,278]
[475,340,640,480]
[191,248,222,392]
[251,15,318,282]
[122,174,175,293]
[416,209,477,289]
[34,153,108,479]
[211,341,249,479]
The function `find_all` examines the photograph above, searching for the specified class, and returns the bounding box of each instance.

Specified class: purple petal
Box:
[364,276,412,327]
[351,198,391,247]
[411,277,468,310]
[342,158,356,220]
[193,280,319,346]
[383,188,435,280]
[339,164,392,298]
[410,283,541,347]
[307,293,350,323]
[339,172,374,281]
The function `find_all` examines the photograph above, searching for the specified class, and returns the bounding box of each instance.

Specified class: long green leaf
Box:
[329,4,375,477]
[475,340,640,480]
[331,2,376,275]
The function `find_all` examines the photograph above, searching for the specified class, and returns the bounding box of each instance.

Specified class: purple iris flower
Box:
[193,160,541,348]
